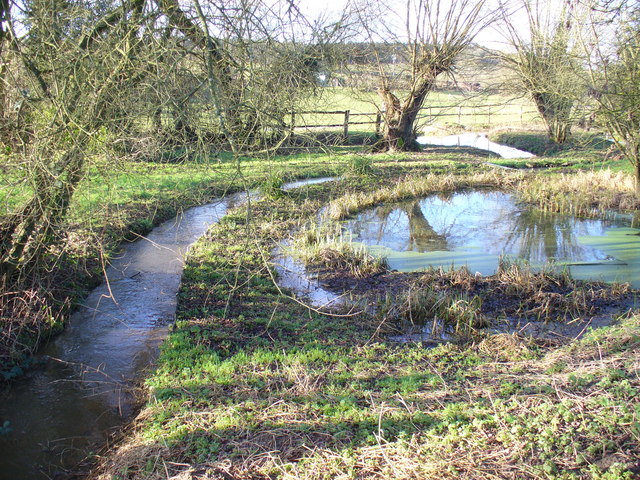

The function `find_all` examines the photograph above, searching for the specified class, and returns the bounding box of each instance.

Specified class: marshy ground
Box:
[91,150,640,480]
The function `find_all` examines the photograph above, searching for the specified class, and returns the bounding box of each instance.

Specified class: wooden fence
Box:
[291,104,542,136]
[291,110,383,136]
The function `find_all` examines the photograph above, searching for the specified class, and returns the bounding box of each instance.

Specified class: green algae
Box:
[571,227,640,287]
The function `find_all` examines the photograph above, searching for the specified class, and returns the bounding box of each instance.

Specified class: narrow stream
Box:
[0,178,334,480]
[417,132,535,159]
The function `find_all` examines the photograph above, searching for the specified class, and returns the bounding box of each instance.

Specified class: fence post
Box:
[520,105,524,127]
[343,110,350,138]
[375,112,382,136]
[458,106,462,125]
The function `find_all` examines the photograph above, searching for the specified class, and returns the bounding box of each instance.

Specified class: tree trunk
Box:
[533,92,573,144]
[377,75,437,152]
[635,161,640,197]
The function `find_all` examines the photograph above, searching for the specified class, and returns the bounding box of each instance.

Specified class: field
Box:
[293,88,543,135]
[87,144,640,479]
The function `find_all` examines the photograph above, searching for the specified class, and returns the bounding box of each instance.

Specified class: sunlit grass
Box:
[94,174,640,480]
[294,88,542,134]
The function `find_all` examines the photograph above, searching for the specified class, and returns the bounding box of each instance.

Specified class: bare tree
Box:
[154,0,337,152]
[0,0,349,364]
[357,0,490,151]
[497,0,587,144]
[585,0,640,194]
[0,0,153,283]
[0,0,336,284]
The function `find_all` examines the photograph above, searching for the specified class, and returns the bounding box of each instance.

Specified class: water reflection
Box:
[344,190,625,267]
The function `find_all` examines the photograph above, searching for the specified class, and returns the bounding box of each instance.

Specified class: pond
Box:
[341,190,640,288]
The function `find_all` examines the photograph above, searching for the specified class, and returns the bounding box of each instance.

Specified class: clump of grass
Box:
[494,260,628,323]
[476,333,534,362]
[289,224,387,278]
[326,171,522,220]
[0,287,63,378]
[344,155,374,176]
[516,169,639,217]
[382,285,486,340]
[260,171,286,199]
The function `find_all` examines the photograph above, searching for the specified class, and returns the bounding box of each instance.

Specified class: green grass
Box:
[293,88,541,135]
[487,130,634,174]
[0,150,346,374]
[488,130,612,156]
[94,161,639,480]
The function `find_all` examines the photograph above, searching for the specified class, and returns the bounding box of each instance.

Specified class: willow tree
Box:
[0,0,155,283]
[585,0,640,194]
[358,0,490,151]
[498,0,587,144]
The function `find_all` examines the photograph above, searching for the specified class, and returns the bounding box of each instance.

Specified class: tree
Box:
[498,0,587,144]
[0,0,332,288]
[0,0,344,366]
[585,0,640,194]
[357,0,490,152]
[154,0,336,151]
[0,0,153,283]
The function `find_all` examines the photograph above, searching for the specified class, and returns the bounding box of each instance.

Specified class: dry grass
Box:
[516,169,640,217]
[326,171,523,220]
[381,285,487,339]
[0,286,63,376]
[289,224,388,279]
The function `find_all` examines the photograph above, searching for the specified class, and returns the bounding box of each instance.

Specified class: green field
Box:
[92,155,640,480]
[292,88,542,135]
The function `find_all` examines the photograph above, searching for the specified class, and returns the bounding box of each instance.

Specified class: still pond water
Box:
[342,190,640,287]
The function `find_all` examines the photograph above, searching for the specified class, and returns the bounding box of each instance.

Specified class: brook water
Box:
[417,133,535,159]
[0,178,333,479]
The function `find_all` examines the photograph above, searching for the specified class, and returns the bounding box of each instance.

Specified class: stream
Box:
[0,178,334,480]
[417,132,535,159]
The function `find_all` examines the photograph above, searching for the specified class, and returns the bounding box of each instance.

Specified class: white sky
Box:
[296,0,532,50]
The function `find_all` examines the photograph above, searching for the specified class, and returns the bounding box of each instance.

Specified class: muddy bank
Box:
[305,258,635,344]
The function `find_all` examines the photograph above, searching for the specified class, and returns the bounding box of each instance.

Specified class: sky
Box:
[296,0,532,50]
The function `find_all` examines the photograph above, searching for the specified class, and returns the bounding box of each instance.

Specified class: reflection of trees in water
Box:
[348,192,604,262]
[502,210,588,262]
[367,201,449,252]
[406,201,449,251]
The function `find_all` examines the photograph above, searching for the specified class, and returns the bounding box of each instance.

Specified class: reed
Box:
[326,171,523,220]
[288,224,388,278]
[516,169,639,218]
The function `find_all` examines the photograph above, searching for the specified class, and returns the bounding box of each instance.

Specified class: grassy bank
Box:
[487,130,632,174]
[93,162,639,479]
[0,151,345,379]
